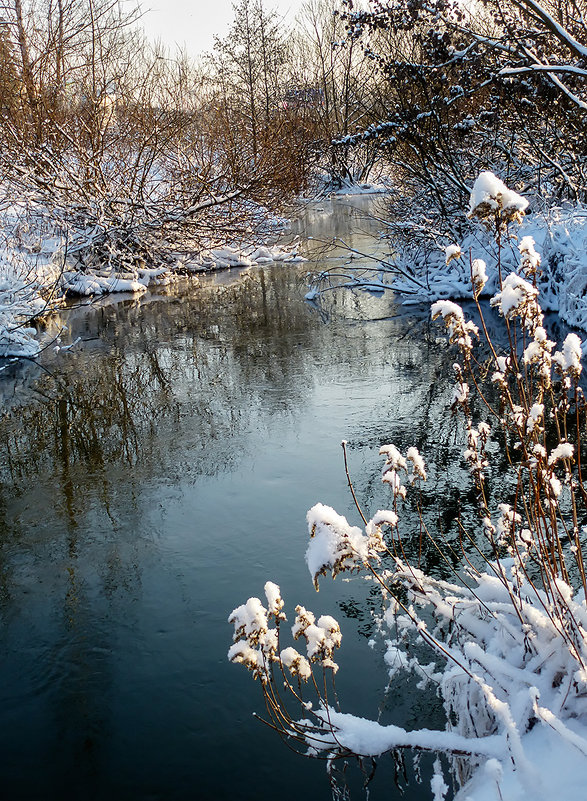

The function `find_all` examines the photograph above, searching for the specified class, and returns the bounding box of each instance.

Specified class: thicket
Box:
[229,174,587,799]
[336,0,587,227]
[0,0,389,276]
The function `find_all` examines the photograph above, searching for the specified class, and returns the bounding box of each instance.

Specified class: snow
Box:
[307,178,587,335]
[62,271,149,296]
[228,596,268,644]
[264,581,284,620]
[431,300,479,353]
[305,503,370,587]
[454,720,587,801]
[548,442,574,464]
[490,272,538,318]
[553,333,583,375]
[0,210,303,358]
[280,646,312,680]
[328,182,389,196]
[294,614,341,671]
[0,243,59,357]
[431,758,449,801]
[445,244,462,264]
[519,236,541,274]
[468,171,529,219]
[471,259,488,295]
[315,172,390,197]
[309,707,505,758]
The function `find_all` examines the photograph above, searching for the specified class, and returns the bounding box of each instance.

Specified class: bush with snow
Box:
[307,173,587,337]
[229,174,587,800]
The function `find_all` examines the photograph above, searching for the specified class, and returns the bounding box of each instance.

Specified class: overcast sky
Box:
[139,0,306,57]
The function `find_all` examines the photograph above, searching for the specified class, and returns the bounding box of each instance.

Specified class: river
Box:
[0,197,494,800]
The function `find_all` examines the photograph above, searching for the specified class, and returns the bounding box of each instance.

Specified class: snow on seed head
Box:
[468,171,528,226]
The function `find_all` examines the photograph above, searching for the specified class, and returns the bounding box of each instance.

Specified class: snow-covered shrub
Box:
[229,174,587,799]
[0,209,65,358]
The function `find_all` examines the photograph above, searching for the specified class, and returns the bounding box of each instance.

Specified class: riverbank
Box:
[0,209,304,359]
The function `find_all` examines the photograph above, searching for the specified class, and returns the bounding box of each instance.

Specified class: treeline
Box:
[1,0,585,271]
[0,0,386,271]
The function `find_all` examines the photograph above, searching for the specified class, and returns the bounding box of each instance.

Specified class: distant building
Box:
[281,87,324,110]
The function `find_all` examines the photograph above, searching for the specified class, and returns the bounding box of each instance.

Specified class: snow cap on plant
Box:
[280,646,312,681]
[380,443,408,499]
[292,606,342,672]
[365,509,399,551]
[228,596,269,646]
[468,171,528,226]
[228,595,281,680]
[406,447,427,482]
[553,333,583,379]
[519,236,541,277]
[264,581,286,622]
[306,503,371,588]
[431,300,478,357]
[445,244,461,265]
[471,258,488,297]
[523,326,555,387]
[463,422,491,481]
[490,272,543,332]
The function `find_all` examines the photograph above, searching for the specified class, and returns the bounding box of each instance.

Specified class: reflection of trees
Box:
[0,267,305,490]
[0,257,432,797]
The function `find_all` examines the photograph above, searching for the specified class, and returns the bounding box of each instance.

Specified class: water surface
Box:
[0,198,460,800]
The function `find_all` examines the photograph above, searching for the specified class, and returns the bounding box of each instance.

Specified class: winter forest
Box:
[2,0,587,799]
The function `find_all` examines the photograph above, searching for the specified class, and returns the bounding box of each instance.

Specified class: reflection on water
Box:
[0,199,475,801]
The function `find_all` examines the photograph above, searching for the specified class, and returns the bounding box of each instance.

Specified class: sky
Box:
[139,0,307,57]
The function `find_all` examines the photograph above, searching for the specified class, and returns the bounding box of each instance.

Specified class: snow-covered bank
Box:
[0,234,305,358]
[395,204,587,332]
[0,242,61,358]
[455,721,587,801]
[306,184,587,335]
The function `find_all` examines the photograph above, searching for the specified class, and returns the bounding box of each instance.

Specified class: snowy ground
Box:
[455,721,587,801]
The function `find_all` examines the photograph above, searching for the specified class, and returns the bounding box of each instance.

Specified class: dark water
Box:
[0,198,460,801]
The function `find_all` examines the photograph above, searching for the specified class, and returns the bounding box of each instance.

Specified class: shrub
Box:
[228,172,587,799]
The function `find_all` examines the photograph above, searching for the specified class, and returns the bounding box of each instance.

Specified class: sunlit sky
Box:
[139,0,307,57]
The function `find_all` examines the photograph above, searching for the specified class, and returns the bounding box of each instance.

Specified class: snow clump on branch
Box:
[468,170,529,226]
